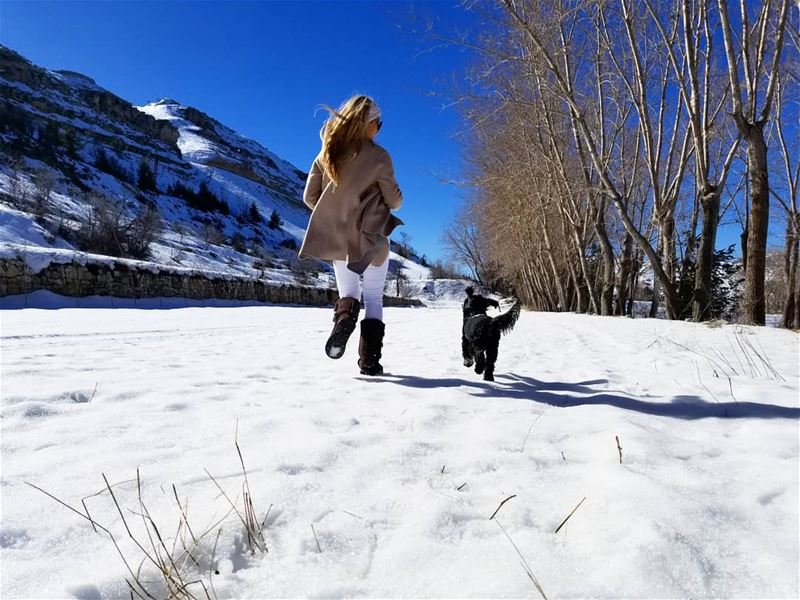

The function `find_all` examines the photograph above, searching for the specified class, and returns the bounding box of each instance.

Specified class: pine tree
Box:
[64,128,79,160]
[676,243,743,321]
[268,209,282,229]
[137,161,157,192]
[709,245,743,321]
[248,202,263,223]
[40,120,61,164]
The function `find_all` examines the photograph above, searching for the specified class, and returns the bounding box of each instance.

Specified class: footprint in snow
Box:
[23,404,55,418]
[758,489,784,506]
[65,584,101,600]
[277,463,324,475]
[0,527,31,549]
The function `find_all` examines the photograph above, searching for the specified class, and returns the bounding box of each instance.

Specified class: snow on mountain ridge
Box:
[137,99,306,207]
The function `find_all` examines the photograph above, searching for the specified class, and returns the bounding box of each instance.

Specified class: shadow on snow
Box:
[368,372,800,421]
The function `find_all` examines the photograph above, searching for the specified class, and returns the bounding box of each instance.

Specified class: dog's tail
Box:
[491,300,521,336]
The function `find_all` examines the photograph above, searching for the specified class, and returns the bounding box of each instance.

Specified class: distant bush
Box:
[429,259,461,280]
[167,180,230,215]
[200,221,226,247]
[393,231,417,260]
[268,209,282,230]
[229,231,248,253]
[279,238,298,251]
[31,169,56,222]
[75,193,161,259]
[126,205,162,259]
[289,257,319,285]
[252,257,277,274]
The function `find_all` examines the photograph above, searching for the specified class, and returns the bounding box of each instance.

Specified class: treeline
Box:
[444,0,798,326]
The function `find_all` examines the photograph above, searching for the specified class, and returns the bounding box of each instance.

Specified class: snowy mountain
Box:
[0,45,439,300]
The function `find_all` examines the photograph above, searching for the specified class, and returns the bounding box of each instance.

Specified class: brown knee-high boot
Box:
[358,319,385,375]
[325,297,361,359]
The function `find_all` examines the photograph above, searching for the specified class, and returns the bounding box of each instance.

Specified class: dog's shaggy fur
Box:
[461,288,521,382]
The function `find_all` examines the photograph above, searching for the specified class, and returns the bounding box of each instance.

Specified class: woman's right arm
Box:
[303,159,323,210]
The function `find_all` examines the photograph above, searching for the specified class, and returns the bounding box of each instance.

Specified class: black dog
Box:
[461,287,521,382]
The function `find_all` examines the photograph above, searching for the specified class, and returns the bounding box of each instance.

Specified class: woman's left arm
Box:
[376,150,403,210]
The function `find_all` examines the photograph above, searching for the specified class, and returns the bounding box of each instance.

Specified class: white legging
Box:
[333,258,389,321]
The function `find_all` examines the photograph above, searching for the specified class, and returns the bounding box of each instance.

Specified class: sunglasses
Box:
[376,118,383,132]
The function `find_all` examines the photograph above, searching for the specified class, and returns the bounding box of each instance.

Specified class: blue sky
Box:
[0,0,787,262]
[0,0,475,262]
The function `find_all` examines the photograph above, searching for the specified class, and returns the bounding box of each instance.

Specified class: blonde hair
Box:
[317,95,375,186]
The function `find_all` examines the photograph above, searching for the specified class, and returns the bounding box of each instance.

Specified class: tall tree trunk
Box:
[740,120,769,325]
[628,248,642,316]
[566,258,585,313]
[571,229,599,314]
[782,217,799,328]
[594,198,615,316]
[660,213,676,284]
[740,224,748,275]
[650,233,662,318]
[541,222,568,311]
[649,276,660,318]
[693,186,720,321]
[617,233,633,315]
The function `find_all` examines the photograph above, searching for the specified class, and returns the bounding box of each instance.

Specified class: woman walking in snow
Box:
[299,95,403,375]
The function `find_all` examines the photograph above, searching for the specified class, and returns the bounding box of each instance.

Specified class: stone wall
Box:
[0,258,422,308]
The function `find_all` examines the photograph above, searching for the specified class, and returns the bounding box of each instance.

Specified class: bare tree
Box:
[396,231,414,259]
[640,0,741,320]
[32,168,56,221]
[7,156,27,208]
[442,201,489,284]
[437,0,793,324]
[77,193,160,259]
[773,76,800,327]
[201,221,225,248]
[498,0,683,317]
[717,0,791,324]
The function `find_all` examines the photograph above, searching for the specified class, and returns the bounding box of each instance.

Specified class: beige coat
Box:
[299,140,403,269]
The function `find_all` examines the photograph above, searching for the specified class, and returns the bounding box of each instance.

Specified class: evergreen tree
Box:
[64,128,79,160]
[676,243,743,321]
[137,161,157,192]
[40,120,61,164]
[268,209,282,229]
[248,202,263,223]
[709,245,743,321]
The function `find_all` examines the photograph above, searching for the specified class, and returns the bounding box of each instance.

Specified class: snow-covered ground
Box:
[1,307,798,599]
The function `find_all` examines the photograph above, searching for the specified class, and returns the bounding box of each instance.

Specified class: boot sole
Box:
[325,328,354,359]
[359,366,384,376]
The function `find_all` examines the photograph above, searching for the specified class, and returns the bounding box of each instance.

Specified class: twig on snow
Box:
[554,497,587,534]
[489,494,517,520]
[311,523,322,553]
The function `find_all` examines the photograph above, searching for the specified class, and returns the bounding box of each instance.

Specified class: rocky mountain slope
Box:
[0,45,448,302]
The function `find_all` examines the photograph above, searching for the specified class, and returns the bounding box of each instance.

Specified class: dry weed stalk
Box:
[27,434,268,597]
[495,519,549,600]
[554,497,587,535]
[204,423,268,555]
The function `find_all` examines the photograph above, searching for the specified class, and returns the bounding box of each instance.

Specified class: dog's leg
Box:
[462,334,474,368]
[474,349,486,375]
[483,335,499,382]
